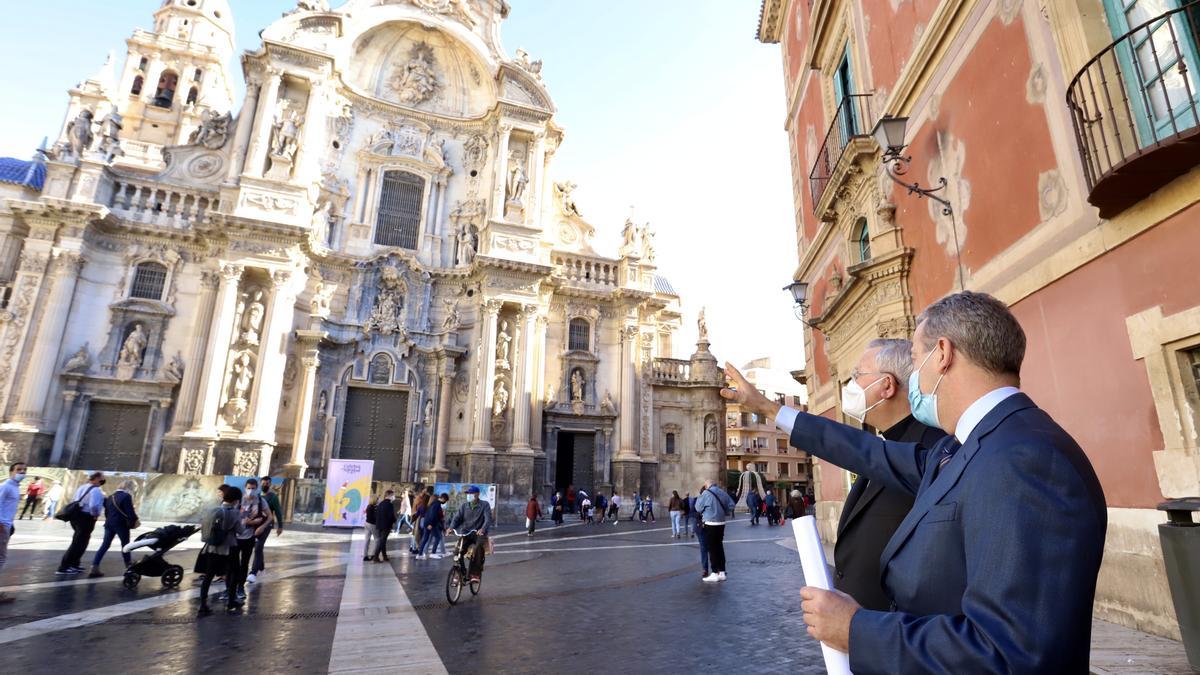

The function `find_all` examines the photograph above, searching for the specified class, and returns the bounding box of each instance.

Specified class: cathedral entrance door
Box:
[76,402,151,471]
[554,431,595,495]
[340,387,408,482]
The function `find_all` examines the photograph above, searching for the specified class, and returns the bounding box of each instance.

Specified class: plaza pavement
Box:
[0,515,1191,673]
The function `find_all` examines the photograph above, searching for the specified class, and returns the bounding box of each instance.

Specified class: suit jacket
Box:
[790,393,1107,674]
[103,489,138,530]
[834,416,943,611]
[376,499,397,531]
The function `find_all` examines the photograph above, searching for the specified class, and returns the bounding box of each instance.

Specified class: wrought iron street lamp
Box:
[871,115,953,217]
[783,280,820,329]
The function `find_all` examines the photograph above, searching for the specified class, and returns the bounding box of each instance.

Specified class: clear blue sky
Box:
[0,0,806,382]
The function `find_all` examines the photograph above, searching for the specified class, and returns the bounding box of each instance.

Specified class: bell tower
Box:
[109,0,237,169]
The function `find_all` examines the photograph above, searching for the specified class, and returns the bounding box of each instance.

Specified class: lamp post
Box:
[871,115,953,217]
[783,280,820,329]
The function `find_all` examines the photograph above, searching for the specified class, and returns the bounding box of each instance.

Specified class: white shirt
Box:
[773,386,1022,444]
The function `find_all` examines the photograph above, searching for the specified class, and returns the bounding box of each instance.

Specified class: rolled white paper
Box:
[793,515,853,675]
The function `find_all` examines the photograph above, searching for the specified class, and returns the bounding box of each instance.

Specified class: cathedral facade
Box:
[0,0,724,515]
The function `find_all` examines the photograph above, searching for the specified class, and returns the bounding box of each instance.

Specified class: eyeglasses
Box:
[850,369,894,382]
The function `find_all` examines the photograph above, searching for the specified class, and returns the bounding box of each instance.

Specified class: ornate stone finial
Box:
[697,307,709,342]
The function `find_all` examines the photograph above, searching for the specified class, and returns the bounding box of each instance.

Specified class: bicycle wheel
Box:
[469,575,481,596]
[445,566,464,605]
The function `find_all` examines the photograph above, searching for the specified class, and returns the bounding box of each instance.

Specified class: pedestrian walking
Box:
[89,480,139,577]
[435,493,450,556]
[42,481,64,520]
[688,488,709,578]
[668,491,684,538]
[57,471,106,575]
[681,493,692,536]
[0,462,26,604]
[396,488,414,533]
[18,477,43,520]
[643,494,656,523]
[551,491,563,525]
[372,490,396,562]
[566,484,576,514]
[746,490,762,525]
[595,492,608,524]
[764,491,778,526]
[410,489,430,554]
[417,492,444,559]
[196,485,242,615]
[629,493,640,521]
[237,479,272,593]
[525,494,542,536]
[254,476,284,579]
[362,495,379,561]
[609,493,621,524]
[577,489,590,522]
[694,479,734,582]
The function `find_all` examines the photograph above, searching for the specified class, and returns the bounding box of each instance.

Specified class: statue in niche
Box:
[311,201,333,243]
[364,267,405,335]
[165,351,185,381]
[189,109,232,149]
[241,290,266,345]
[270,99,304,163]
[424,399,434,427]
[456,224,477,266]
[230,350,254,401]
[544,384,556,408]
[310,281,333,316]
[555,181,581,216]
[119,325,148,367]
[317,390,328,418]
[63,343,91,374]
[96,110,124,164]
[705,416,719,448]
[640,223,656,262]
[600,390,615,415]
[65,109,95,158]
[570,370,585,403]
[697,307,709,341]
[505,151,528,205]
[492,380,509,416]
[495,321,512,370]
[390,43,440,106]
[441,296,461,330]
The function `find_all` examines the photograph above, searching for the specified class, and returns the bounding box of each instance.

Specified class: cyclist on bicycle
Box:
[446,485,492,582]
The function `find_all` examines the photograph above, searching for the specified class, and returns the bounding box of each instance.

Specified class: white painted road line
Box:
[494,524,675,547]
[493,537,783,555]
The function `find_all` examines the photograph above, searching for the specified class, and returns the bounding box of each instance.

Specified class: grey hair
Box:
[867,338,914,390]
[916,291,1025,376]
[121,480,136,491]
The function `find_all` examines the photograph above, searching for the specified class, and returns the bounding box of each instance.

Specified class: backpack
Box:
[205,507,231,546]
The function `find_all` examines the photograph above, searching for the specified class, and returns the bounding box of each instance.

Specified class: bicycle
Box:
[445,528,482,605]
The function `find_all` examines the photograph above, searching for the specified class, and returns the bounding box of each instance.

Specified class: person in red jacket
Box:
[19,478,44,520]
[525,494,543,536]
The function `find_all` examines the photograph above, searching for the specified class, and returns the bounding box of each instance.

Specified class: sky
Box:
[0,0,806,380]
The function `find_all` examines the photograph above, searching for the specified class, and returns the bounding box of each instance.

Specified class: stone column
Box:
[469,300,502,452]
[292,81,325,182]
[190,264,243,434]
[248,269,296,439]
[48,390,79,465]
[530,312,548,453]
[493,124,512,220]
[284,329,323,477]
[528,133,547,225]
[432,362,454,478]
[12,251,84,427]
[169,270,220,435]
[616,325,639,458]
[226,82,261,181]
[510,305,538,454]
[244,70,281,178]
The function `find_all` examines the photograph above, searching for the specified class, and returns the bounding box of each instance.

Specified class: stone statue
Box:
[63,343,91,374]
[391,43,440,106]
[317,390,328,417]
[600,390,615,414]
[697,307,709,341]
[544,384,556,407]
[495,321,512,368]
[555,181,581,216]
[505,151,528,205]
[230,350,254,401]
[364,267,405,335]
[270,99,304,162]
[514,49,543,77]
[424,398,435,427]
[66,109,95,158]
[310,281,333,316]
[119,325,147,367]
[640,224,656,262]
[705,416,718,447]
[734,461,767,504]
[165,352,185,381]
[96,110,124,164]
[241,290,266,345]
[425,137,446,167]
[621,218,639,253]
[442,296,460,330]
[570,370,585,402]
[189,109,232,149]
[456,224,476,266]
[291,0,330,12]
[311,201,333,242]
[492,380,509,416]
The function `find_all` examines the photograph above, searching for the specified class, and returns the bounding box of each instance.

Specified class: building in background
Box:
[724,357,810,500]
[0,0,727,520]
[757,0,1200,639]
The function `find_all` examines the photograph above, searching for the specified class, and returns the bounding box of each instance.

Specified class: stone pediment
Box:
[498,66,553,111]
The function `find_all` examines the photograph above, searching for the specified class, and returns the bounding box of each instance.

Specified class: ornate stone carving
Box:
[290,0,331,13]
[640,223,656,262]
[505,150,528,206]
[389,42,440,106]
[268,98,305,178]
[96,110,124,164]
[283,355,299,390]
[570,369,585,402]
[65,109,95,158]
[492,379,509,416]
[164,351,185,381]
[555,181,581,216]
[63,343,92,374]
[181,447,207,474]
[513,49,543,79]
[223,348,255,425]
[600,390,615,415]
[424,398,434,427]
[620,218,640,256]
[407,0,477,26]
[189,109,232,149]
[463,133,488,172]
[364,267,407,336]
[705,416,718,448]
[441,295,461,330]
[240,290,267,346]
[495,321,512,370]
[118,324,148,371]
[233,448,261,477]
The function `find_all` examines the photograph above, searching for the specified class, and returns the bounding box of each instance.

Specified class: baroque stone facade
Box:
[0,0,724,518]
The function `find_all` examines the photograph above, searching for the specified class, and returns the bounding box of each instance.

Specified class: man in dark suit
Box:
[834,339,946,611]
[724,291,1107,673]
[371,491,396,562]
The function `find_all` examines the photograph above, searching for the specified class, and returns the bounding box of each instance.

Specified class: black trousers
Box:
[251,530,270,574]
[235,538,254,593]
[463,533,486,577]
[19,496,40,520]
[374,529,391,559]
[59,516,96,571]
[703,524,726,573]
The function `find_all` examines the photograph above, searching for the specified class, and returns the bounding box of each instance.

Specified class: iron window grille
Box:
[568,318,590,351]
[374,171,424,249]
[129,263,168,300]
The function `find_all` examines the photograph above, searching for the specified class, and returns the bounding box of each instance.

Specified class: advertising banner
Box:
[323,459,374,527]
[434,483,499,524]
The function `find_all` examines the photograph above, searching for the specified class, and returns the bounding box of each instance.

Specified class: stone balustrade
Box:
[650,358,691,383]
[553,253,618,288]
[109,178,220,228]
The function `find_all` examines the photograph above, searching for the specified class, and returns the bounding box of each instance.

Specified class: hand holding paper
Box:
[793,516,855,675]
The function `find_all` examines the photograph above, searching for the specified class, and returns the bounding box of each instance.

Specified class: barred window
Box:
[665,433,676,455]
[129,262,168,300]
[568,318,590,351]
[374,171,424,249]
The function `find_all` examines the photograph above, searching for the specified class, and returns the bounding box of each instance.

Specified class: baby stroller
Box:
[121,524,199,589]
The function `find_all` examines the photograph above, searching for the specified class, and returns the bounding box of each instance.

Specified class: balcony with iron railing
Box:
[809,93,874,211]
[1067,1,1200,218]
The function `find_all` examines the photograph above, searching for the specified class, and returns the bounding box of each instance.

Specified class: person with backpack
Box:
[595,492,608,525]
[196,485,243,615]
[56,471,106,575]
[88,480,139,578]
[238,479,273,592]
[694,478,735,582]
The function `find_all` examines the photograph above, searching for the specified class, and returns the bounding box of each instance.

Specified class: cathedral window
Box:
[186,86,199,105]
[665,433,676,455]
[374,170,424,249]
[153,70,179,108]
[129,262,168,301]
[568,318,590,351]
[131,75,144,96]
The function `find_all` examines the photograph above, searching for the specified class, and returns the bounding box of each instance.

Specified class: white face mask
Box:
[840,376,887,424]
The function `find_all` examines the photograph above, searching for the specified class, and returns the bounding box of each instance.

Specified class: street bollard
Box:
[1158,497,1200,672]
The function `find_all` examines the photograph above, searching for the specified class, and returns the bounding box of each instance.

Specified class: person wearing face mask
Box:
[446,485,492,582]
[0,462,27,604]
[57,471,106,575]
[723,291,1106,674]
[833,339,947,612]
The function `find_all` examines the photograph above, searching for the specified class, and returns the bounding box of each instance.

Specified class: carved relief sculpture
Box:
[189,109,232,149]
[267,99,304,178]
[65,109,95,158]
[495,321,511,370]
[424,398,434,427]
[456,224,477,266]
[364,267,406,336]
[492,379,509,416]
[63,343,91,374]
[463,134,488,172]
[240,290,266,345]
[165,351,185,381]
[555,181,581,216]
[441,296,461,330]
[390,42,440,106]
[600,389,615,414]
[222,349,255,426]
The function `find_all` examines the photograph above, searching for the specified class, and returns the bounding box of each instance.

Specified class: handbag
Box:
[111,493,139,529]
[55,485,97,522]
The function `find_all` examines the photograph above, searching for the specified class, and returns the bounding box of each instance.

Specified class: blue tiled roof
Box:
[0,157,45,191]
[654,275,678,296]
